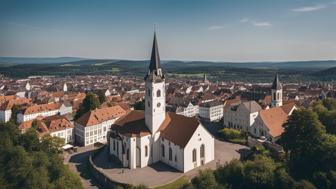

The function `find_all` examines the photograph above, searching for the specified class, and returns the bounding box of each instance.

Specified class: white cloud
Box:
[291,4,327,12]
[208,25,225,30]
[252,21,272,27]
[240,18,272,27]
[240,18,249,23]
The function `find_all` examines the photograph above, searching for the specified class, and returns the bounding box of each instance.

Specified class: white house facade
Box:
[74,105,126,146]
[176,102,199,117]
[199,100,224,122]
[223,101,261,132]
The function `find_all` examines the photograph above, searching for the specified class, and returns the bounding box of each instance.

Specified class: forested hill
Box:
[1,57,336,82]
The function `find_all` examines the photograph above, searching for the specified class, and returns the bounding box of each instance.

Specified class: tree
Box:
[10,104,20,124]
[0,122,84,189]
[280,108,336,185]
[243,155,276,189]
[215,159,244,188]
[18,128,41,152]
[293,180,316,189]
[322,98,336,111]
[75,92,100,119]
[274,167,295,189]
[97,90,107,104]
[192,169,226,189]
[134,100,145,110]
[40,135,65,154]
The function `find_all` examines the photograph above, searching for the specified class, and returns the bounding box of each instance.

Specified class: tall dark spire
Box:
[271,73,282,90]
[145,31,165,82]
[149,32,161,72]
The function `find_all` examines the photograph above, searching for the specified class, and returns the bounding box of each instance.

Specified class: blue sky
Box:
[0,0,335,62]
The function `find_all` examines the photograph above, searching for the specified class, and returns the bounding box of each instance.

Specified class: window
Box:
[157,102,161,108]
[200,144,205,158]
[157,90,161,97]
[192,149,197,162]
[169,147,172,161]
[127,149,129,160]
[113,140,116,151]
[116,142,119,154]
[148,101,150,107]
[161,145,165,157]
[147,89,151,96]
[145,145,148,157]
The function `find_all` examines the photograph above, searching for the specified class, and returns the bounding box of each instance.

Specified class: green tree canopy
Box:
[0,122,83,189]
[75,92,100,119]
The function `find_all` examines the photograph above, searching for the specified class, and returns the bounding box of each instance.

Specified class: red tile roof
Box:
[76,105,126,127]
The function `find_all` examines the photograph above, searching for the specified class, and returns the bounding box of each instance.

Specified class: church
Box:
[108,33,215,173]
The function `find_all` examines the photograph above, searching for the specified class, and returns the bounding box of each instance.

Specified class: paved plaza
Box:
[92,139,250,188]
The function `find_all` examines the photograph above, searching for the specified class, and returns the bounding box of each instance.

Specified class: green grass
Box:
[154,176,189,189]
[60,64,80,67]
[172,73,204,78]
[110,67,120,72]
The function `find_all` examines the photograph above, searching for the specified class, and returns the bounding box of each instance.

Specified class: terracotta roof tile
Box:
[19,115,73,136]
[111,110,200,148]
[259,107,288,138]
[281,102,296,115]
[76,105,126,126]
[23,103,61,115]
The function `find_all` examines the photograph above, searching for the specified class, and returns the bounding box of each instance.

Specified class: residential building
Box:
[199,100,224,122]
[249,103,296,141]
[75,105,126,146]
[18,115,74,144]
[223,101,262,132]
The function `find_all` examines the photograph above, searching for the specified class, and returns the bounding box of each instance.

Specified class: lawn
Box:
[154,176,189,189]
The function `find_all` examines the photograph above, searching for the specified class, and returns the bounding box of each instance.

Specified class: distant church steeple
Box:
[271,73,283,107]
[145,31,166,134]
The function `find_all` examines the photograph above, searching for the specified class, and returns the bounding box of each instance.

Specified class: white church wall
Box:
[183,124,215,173]
[139,135,151,168]
[129,137,136,169]
[152,132,161,163]
[159,137,184,172]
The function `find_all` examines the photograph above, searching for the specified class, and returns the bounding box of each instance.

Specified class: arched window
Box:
[277,93,280,100]
[273,93,276,100]
[161,144,165,157]
[169,147,172,161]
[126,149,129,160]
[157,90,161,97]
[192,149,197,162]
[145,145,148,157]
[200,144,205,158]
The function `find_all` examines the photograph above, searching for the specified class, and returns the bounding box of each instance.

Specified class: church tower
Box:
[271,73,283,107]
[145,32,166,134]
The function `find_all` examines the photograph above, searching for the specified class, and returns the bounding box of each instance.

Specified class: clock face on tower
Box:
[157,102,161,107]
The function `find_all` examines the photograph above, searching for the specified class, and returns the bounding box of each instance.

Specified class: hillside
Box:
[0,57,336,82]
